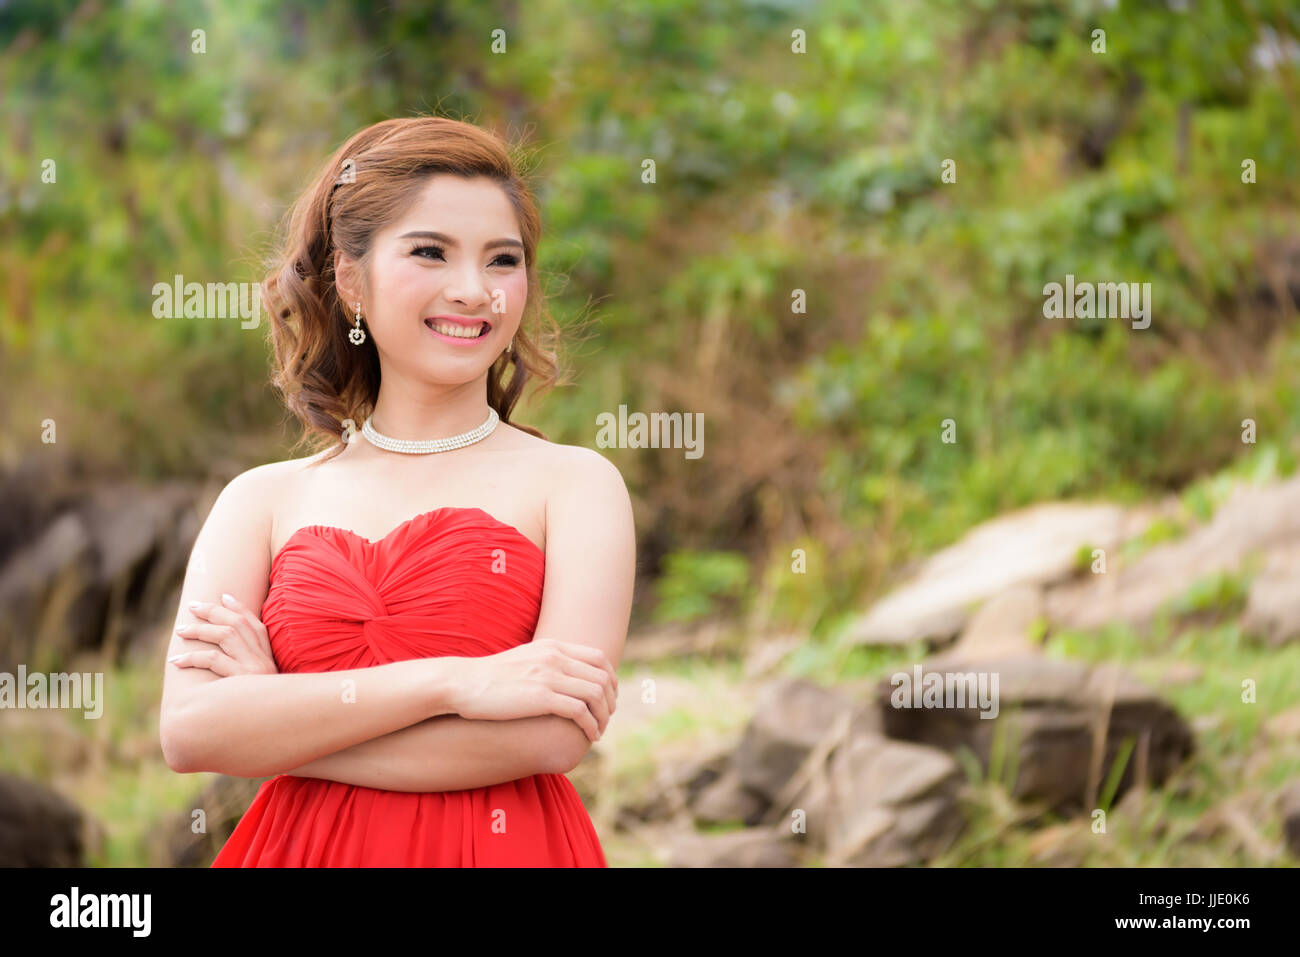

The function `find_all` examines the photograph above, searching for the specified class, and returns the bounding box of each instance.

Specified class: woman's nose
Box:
[443,263,491,305]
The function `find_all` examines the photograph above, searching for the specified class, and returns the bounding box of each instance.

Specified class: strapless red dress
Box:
[210,506,607,867]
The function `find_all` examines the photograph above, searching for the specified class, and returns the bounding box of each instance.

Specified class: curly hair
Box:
[262,116,562,463]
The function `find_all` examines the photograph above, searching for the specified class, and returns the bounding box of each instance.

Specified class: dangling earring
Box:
[506,337,513,354]
[349,301,366,345]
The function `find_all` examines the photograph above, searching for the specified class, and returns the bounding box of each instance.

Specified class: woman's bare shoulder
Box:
[503,427,618,477]
[533,441,628,511]
[495,428,626,523]
[216,450,333,524]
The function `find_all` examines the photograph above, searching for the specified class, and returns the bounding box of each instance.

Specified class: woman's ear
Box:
[334,249,360,310]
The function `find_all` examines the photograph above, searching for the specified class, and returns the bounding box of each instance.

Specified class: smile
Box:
[425,318,491,343]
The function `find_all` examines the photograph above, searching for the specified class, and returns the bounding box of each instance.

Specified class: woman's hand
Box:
[446,641,617,742]
[167,593,279,677]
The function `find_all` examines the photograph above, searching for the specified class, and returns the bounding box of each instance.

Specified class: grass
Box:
[1011,620,1300,866]
[5,553,1298,867]
[598,612,1300,866]
[0,654,217,867]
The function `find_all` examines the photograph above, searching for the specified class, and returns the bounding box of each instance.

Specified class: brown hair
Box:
[263,116,562,463]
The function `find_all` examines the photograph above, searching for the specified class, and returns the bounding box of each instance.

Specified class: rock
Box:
[0,771,89,866]
[80,482,204,658]
[733,677,855,803]
[690,765,769,827]
[0,481,204,673]
[947,585,1044,660]
[614,742,735,829]
[1047,474,1300,633]
[0,512,99,672]
[825,732,964,866]
[876,655,1194,812]
[1242,543,1300,645]
[0,454,91,565]
[757,703,880,850]
[785,769,833,846]
[846,503,1129,647]
[1280,783,1300,859]
[152,774,271,867]
[668,826,801,867]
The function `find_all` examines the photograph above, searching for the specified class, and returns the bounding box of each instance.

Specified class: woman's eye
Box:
[411,246,520,268]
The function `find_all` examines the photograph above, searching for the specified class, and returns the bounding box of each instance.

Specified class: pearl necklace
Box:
[361,408,499,454]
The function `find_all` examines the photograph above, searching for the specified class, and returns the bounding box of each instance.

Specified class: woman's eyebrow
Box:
[398,230,524,251]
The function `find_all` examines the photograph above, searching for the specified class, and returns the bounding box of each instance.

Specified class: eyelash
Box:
[409,244,521,268]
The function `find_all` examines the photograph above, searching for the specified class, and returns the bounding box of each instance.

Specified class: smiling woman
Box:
[156,116,635,867]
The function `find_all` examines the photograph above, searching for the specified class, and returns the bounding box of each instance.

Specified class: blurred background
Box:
[2,0,1299,867]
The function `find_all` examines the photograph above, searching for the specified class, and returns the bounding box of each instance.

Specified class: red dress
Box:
[210,506,607,867]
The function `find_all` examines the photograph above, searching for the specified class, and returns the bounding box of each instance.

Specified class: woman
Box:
[158,116,635,867]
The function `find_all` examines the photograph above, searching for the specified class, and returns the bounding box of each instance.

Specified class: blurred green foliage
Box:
[7,0,1300,870]
[1170,569,1253,620]
[2,0,1299,634]
[652,548,750,624]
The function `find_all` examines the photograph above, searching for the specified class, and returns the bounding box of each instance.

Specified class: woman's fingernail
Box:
[167,654,183,663]
[188,601,204,611]
[221,593,236,605]
[175,625,191,634]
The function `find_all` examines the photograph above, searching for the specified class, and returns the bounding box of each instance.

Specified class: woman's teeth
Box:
[429,321,486,338]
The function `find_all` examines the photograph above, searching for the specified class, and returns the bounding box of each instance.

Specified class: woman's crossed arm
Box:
[282,447,635,790]
[159,449,633,789]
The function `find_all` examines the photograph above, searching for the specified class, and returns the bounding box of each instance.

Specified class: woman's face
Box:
[343,173,528,383]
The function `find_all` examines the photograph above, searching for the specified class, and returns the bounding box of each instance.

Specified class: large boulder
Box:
[668,827,801,867]
[690,765,770,827]
[0,513,100,672]
[1047,475,1300,633]
[824,732,964,866]
[0,771,92,866]
[613,742,734,830]
[946,585,1045,660]
[875,655,1194,812]
[723,676,964,863]
[739,700,880,850]
[0,480,204,673]
[847,503,1130,647]
[732,677,856,801]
